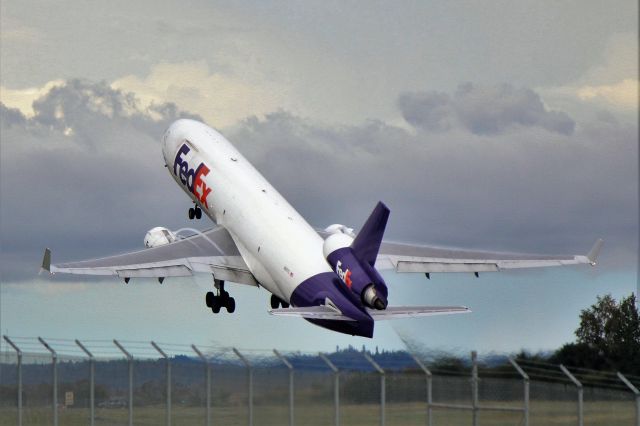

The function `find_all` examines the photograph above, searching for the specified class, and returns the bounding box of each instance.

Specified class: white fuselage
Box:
[161,119,332,301]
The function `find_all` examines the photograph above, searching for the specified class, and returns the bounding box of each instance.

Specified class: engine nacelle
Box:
[144,227,177,248]
[322,233,354,258]
[324,223,355,237]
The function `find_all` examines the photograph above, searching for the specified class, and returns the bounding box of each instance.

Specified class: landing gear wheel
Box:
[195,206,202,219]
[205,291,214,308]
[226,297,236,313]
[211,298,221,313]
[188,207,195,220]
[270,294,280,309]
[270,295,289,309]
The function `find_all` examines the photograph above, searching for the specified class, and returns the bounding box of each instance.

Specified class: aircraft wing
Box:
[42,227,259,286]
[269,305,471,320]
[374,239,603,274]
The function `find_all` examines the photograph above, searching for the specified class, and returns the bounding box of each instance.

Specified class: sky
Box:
[0,0,638,358]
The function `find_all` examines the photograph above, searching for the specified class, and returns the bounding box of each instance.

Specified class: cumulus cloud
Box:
[111,61,290,128]
[0,80,201,281]
[398,83,576,135]
[540,33,639,114]
[0,80,65,117]
[0,104,27,126]
[576,78,638,110]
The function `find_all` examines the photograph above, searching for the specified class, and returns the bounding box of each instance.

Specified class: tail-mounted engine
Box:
[322,203,390,310]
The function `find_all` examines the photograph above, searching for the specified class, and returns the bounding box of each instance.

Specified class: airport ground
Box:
[0,400,636,426]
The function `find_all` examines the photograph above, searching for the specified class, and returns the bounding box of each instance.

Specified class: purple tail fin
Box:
[351,202,390,266]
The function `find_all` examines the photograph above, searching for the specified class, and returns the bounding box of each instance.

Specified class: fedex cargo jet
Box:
[42,119,602,337]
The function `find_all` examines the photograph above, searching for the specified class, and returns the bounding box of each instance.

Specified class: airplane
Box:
[41,119,603,337]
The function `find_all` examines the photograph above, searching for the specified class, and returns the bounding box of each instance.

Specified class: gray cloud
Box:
[398,83,575,135]
[0,104,26,126]
[30,79,201,137]
[3,1,636,127]
[230,107,635,269]
[0,81,201,281]
[0,80,636,285]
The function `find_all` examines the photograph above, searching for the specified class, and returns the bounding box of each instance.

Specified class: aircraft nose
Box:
[161,130,172,165]
[161,121,183,165]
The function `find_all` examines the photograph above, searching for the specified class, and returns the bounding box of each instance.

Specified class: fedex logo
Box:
[335,260,352,289]
[173,144,212,208]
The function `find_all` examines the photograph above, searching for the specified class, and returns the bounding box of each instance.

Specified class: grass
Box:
[0,400,635,425]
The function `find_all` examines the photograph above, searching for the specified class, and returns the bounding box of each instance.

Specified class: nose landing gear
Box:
[205,279,235,313]
[189,205,202,220]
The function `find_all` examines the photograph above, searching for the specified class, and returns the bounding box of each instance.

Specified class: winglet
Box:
[587,239,604,266]
[41,248,52,274]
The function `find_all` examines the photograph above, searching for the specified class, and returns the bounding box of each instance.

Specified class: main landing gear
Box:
[189,205,202,220]
[270,294,290,309]
[206,279,235,313]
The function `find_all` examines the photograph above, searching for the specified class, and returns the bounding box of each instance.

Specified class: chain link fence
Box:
[1,336,638,426]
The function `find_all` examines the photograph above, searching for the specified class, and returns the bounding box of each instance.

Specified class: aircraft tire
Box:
[195,207,202,219]
[188,208,195,220]
[205,291,214,308]
[226,297,236,313]
[211,299,221,314]
[270,295,279,309]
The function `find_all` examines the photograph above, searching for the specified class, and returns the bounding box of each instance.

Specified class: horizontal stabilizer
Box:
[366,305,471,319]
[269,305,471,321]
[269,305,350,320]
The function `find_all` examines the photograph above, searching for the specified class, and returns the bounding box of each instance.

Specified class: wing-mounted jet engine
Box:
[144,227,177,248]
[323,202,390,310]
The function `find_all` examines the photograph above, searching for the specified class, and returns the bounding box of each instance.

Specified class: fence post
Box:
[274,350,294,426]
[471,351,478,426]
[409,352,433,426]
[364,352,386,426]
[560,364,583,426]
[152,342,171,426]
[509,358,529,426]
[319,353,340,426]
[114,340,134,426]
[3,336,22,426]
[617,372,640,426]
[75,340,95,426]
[233,348,253,426]
[38,337,58,426]
[192,345,211,426]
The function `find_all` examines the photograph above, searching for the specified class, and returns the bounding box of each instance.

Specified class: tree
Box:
[552,293,640,375]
